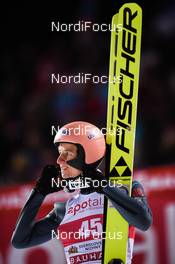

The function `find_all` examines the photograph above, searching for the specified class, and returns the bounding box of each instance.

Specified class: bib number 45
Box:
[79,218,102,239]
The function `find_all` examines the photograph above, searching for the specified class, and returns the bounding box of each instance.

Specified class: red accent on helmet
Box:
[54,121,106,165]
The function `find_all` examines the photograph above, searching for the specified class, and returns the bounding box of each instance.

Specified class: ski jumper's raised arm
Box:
[103,180,152,231]
[11,188,65,249]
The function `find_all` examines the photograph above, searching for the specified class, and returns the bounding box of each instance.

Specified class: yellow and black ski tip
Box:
[108,259,124,264]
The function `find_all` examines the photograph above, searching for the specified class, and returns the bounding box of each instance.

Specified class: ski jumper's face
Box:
[57,143,82,178]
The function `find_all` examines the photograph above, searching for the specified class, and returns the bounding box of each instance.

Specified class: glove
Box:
[35,165,63,196]
[80,169,107,195]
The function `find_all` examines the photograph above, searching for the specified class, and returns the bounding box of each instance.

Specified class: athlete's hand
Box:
[80,169,107,195]
[35,165,63,196]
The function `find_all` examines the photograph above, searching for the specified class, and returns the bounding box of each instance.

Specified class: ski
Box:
[103,3,142,264]
[108,259,124,264]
